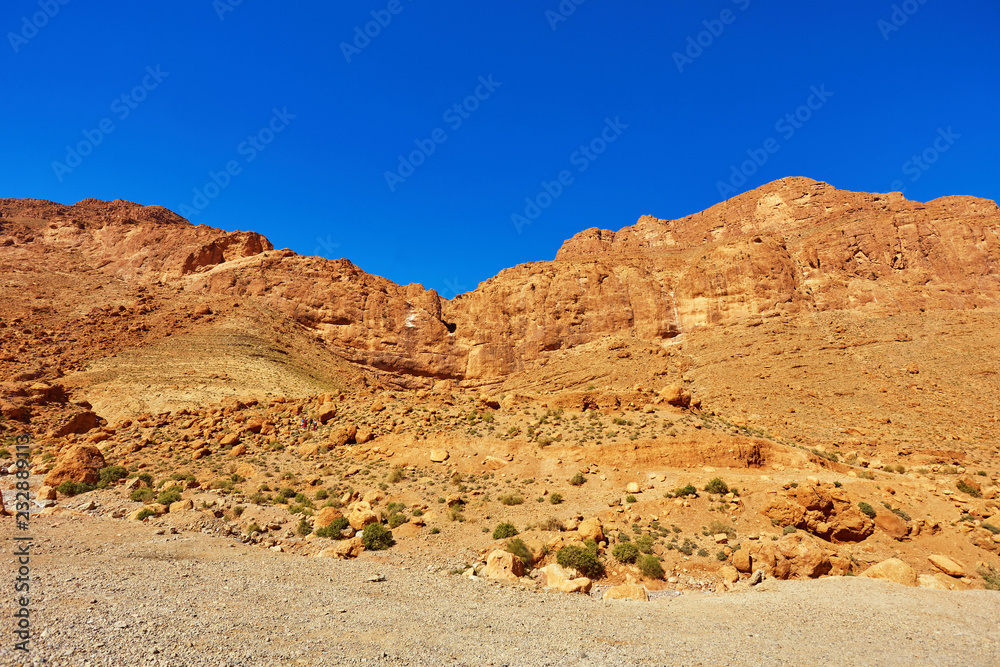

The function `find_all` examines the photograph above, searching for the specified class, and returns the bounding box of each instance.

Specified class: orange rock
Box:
[43,444,105,487]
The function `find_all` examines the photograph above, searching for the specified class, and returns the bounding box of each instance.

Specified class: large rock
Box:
[602,584,649,601]
[316,403,337,424]
[483,549,525,581]
[732,548,752,573]
[347,502,379,530]
[759,486,874,542]
[538,563,592,593]
[314,506,344,530]
[874,512,909,540]
[745,533,831,580]
[43,445,106,487]
[47,411,100,438]
[429,449,449,463]
[577,517,604,543]
[329,424,357,447]
[927,555,966,577]
[859,558,917,586]
[317,536,363,559]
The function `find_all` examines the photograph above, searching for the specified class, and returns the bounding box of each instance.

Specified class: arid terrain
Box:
[2,177,1000,665]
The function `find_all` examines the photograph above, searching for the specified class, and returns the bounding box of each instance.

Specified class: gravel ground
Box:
[2,515,999,667]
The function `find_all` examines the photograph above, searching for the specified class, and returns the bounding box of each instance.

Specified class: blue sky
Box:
[3,1,998,297]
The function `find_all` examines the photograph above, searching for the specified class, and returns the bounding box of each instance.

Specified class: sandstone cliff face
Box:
[4,177,999,385]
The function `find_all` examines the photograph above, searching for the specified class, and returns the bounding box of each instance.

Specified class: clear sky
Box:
[3,1,998,296]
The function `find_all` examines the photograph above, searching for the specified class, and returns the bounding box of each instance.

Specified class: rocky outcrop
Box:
[759,484,875,542]
[43,444,106,487]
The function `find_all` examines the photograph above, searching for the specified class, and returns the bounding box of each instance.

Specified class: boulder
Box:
[219,433,240,447]
[874,512,909,540]
[625,482,640,494]
[746,533,831,579]
[316,403,337,424]
[347,502,379,530]
[0,491,6,516]
[46,410,100,438]
[429,449,449,463]
[314,506,344,530]
[759,486,874,542]
[917,574,951,590]
[538,564,592,593]
[602,584,649,601]
[43,444,106,487]
[483,549,525,581]
[169,499,193,513]
[228,444,247,457]
[577,517,604,543]
[732,548,752,573]
[859,558,917,586]
[329,424,357,447]
[317,536,363,559]
[720,565,740,583]
[657,384,689,408]
[36,486,57,501]
[482,456,507,470]
[355,426,373,444]
[927,554,966,577]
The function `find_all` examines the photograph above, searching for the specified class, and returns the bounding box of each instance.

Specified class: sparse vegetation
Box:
[956,479,982,498]
[506,538,533,569]
[638,555,664,580]
[704,477,729,495]
[361,523,394,551]
[549,493,563,505]
[783,525,798,534]
[669,484,698,498]
[135,508,155,521]
[858,502,876,519]
[612,542,639,564]
[569,473,586,486]
[493,522,519,539]
[556,540,603,579]
[57,480,93,496]
[978,564,1000,591]
[499,494,524,506]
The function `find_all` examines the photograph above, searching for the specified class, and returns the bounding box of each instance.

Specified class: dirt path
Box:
[2,515,999,666]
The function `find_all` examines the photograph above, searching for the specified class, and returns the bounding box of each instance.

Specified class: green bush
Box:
[671,484,698,498]
[493,522,519,540]
[135,508,155,521]
[315,489,329,500]
[956,480,982,498]
[99,465,129,485]
[569,473,586,486]
[982,523,1000,535]
[136,472,154,486]
[612,542,639,564]
[704,477,729,495]
[638,555,664,580]
[362,523,394,551]
[556,541,603,578]
[315,517,350,538]
[388,513,407,529]
[56,480,93,496]
[783,525,797,535]
[549,493,563,505]
[297,518,311,536]
[697,548,709,558]
[156,486,183,506]
[978,564,1000,591]
[708,520,736,538]
[499,494,524,506]
[386,467,405,483]
[247,522,262,535]
[635,535,655,554]
[857,502,876,519]
[506,538,533,568]
[625,495,637,504]
[0,449,10,459]
[130,487,154,503]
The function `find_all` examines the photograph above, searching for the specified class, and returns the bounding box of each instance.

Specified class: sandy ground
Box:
[1,514,999,667]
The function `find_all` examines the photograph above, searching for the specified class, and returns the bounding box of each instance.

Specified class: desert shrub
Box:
[315,489,329,500]
[635,535,655,554]
[493,522,519,540]
[708,520,736,538]
[499,494,524,506]
[99,465,129,485]
[625,495,637,504]
[956,480,982,498]
[638,555,664,579]
[612,542,639,564]
[430,527,440,534]
[156,486,183,506]
[537,436,555,447]
[411,508,424,517]
[386,467,405,483]
[982,523,1000,535]
[388,513,407,529]
[506,538,533,568]
[857,502,876,518]
[569,472,587,487]
[135,472,154,486]
[978,565,1000,591]
[0,449,9,459]
[704,477,729,495]
[135,508,155,521]
[314,517,349,539]
[57,480,93,496]
[448,505,465,522]
[833,481,843,488]
[678,539,696,556]
[556,541,603,579]
[246,522,262,534]
[671,484,698,498]
[130,487,154,503]
[549,493,563,505]
[697,548,709,558]
[538,517,565,532]
[361,523,394,551]
[858,471,875,480]
[716,550,728,561]
[297,518,311,536]
[783,525,798,535]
